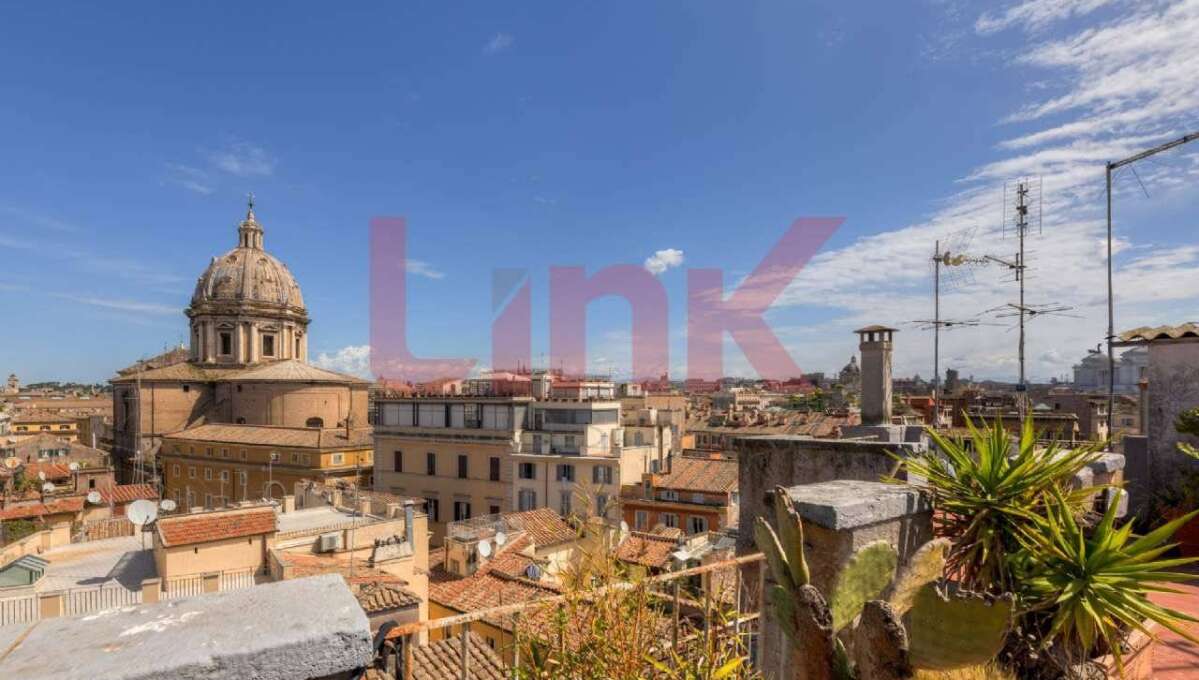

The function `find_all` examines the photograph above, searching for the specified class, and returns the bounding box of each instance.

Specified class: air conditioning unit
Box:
[317,532,343,553]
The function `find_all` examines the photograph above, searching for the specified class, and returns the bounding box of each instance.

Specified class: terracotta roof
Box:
[650,526,684,539]
[11,411,75,424]
[9,433,107,461]
[163,423,373,449]
[854,324,898,333]
[0,496,85,521]
[615,532,679,570]
[115,346,190,376]
[156,506,277,547]
[1118,322,1199,343]
[410,633,505,680]
[356,581,422,614]
[21,462,72,482]
[98,484,158,505]
[651,456,738,494]
[110,361,220,383]
[506,508,578,547]
[228,359,370,384]
[428,538,558,630]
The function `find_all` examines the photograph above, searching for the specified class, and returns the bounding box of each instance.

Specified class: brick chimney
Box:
[855,325,897,426]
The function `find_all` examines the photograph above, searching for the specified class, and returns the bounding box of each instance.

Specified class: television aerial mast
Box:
[925,228,990,420]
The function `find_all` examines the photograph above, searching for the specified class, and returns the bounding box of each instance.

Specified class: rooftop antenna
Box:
[983,178,1065,414]
[127,498,158,549]
[925,228,990,421]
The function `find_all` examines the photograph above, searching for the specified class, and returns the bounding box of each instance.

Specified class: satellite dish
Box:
[619,520,630,535]
[478,539,492,558]
[38,471,46,481]
[3,457,19,470]
[524,564,542,580]
[68,462,80,471]
[41,482,55,493]
[127,499,158,526]
[495,531,507,546]
[86,491,102,504]
[160,499,177,512]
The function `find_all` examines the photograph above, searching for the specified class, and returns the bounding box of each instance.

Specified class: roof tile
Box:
[157,506,276,547]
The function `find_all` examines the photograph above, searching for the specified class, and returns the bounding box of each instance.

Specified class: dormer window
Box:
[262,334,276,357]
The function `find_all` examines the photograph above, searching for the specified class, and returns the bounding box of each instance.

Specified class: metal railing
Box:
[381,552,766,680]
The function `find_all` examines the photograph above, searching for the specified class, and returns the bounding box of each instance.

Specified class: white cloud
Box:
[313,345,372,378]
[49,293,180,316]
[976,0,1119,34]
[759,0,1199,383]
[406,259,445,280]
[644,248,685,275]
[164,163,213,195]
[484,33,514,55]
[208,141,276,177]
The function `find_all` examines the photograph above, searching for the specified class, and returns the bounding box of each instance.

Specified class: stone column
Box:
[755,480,933,679]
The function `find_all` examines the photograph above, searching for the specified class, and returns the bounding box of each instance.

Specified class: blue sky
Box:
[2,1,1197,384]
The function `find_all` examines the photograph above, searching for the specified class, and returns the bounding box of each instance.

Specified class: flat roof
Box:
[276,505,362,535]
[0,574,372,680]
[35,535,155,593]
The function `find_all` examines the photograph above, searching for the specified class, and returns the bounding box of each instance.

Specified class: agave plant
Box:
[897,418,1102,592]
[1012,487,1199,670]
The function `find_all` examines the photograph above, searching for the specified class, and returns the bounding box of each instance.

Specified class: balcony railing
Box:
[382,552,767,680]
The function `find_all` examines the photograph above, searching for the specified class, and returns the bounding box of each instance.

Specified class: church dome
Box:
[189,204,305,312]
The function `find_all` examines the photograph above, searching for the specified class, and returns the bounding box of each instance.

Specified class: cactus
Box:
[830,540,898,632]
[906,584,1013,671]
[754,487,1013,679]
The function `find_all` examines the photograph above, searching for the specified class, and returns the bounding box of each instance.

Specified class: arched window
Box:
[305,417,324,428]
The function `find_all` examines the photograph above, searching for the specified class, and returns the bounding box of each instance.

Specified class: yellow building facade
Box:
[160,423,373,508]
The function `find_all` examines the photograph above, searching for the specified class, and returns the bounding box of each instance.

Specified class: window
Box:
[662,513,679,529]
[687,516,709,534]
[453,501,472,522]
[302,454,310,465]
[596,494,609,514]
[463,403,482,428]
[172,464,180,478]
[182,385,190,393]
[331,453,344,465]
[489,504,501,515]
[291,453,299,463]
[219,332,232,356]
[393,450,403,472]
[204,467,213,480]
[556,464,575,482]
[559,492,572,516]
[661,490,678,502]
[221,448,228,458]
[635,510,649,530]
[262,334,276,357]
[426,452,436,476]
[240,449,247,460]
[189,466,196,479]
[426,498,440,522]
[489,457,501,482]
[239,471,247,484]
[519,463,536,480]
[692,493,705,504]
[457,455,468,479]
[206,447,213,457]
[220,470,229,482]
[305,417,324,428]
[518,489,537,512]
[204,494,213,508]
[592,466,613,485]
[418,403,446,428]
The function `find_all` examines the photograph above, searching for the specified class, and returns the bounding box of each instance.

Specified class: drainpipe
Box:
[403,500,415,545]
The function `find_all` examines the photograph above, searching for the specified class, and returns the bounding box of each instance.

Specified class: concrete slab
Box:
[785,480,930,530]
[37,535,155,593]
[277,506,359,535]
[0,574,373,680]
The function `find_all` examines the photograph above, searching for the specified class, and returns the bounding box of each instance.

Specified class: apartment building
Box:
[372,391,532,543]
[620,455,738,535]
[511,397,663,520]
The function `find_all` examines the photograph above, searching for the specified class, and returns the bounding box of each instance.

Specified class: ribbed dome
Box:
[189,206,305,311]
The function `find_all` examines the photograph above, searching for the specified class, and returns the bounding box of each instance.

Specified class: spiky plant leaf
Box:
[830,541,898,632]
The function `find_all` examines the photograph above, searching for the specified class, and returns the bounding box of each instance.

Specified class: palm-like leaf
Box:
[1013,488,1199,668]
[896,418,1103,592]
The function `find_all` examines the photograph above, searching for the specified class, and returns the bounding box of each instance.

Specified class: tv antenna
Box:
[926,229,990,419]
[984,178,1048,411]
